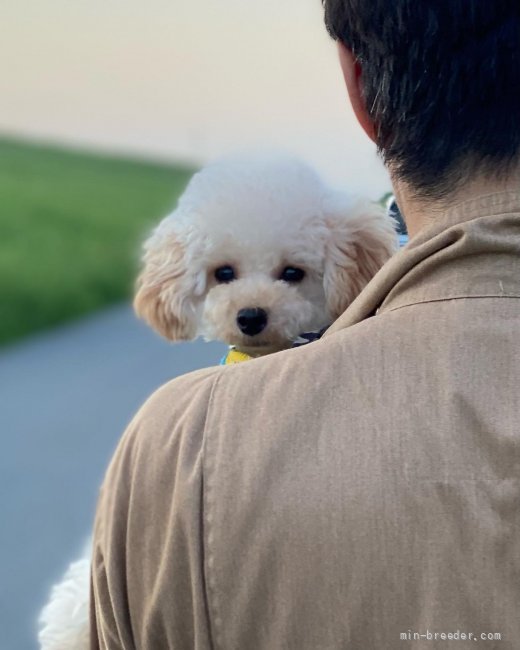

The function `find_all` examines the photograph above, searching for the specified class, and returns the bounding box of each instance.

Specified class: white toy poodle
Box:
[38,154,397,649]
[134,154,397,362]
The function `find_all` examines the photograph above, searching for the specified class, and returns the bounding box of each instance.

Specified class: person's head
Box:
[323,1,520,202]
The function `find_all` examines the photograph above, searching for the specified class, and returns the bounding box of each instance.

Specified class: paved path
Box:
[0,305,225,650]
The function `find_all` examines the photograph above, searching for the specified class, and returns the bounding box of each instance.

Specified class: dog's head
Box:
[134,155,397,353]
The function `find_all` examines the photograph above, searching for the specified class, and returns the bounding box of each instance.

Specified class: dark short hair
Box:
[323,1,520,199]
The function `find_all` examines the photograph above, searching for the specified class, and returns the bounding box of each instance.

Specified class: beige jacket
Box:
[91,191,520,650]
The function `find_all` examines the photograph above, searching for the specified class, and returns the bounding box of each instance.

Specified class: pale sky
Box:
[1,0,390,196]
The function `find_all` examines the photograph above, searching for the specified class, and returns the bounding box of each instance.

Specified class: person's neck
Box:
[392,169,520,239]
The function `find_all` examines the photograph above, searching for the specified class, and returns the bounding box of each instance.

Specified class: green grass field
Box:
[0,137,195,347]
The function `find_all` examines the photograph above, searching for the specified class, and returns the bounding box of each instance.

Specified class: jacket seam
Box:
[201,369,225,650]
[380,293,520,315]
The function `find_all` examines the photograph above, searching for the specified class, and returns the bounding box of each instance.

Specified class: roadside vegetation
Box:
[0,137,194,346]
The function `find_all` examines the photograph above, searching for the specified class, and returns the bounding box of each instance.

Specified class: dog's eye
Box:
[214,265,236,283]
[280,267,305,283]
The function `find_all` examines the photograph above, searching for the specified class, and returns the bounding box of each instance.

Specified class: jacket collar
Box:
[323,190,520,338]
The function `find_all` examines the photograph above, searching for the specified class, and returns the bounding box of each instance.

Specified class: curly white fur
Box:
[38,543,91,650]
[37,154,397,649]
[134,153,398,354]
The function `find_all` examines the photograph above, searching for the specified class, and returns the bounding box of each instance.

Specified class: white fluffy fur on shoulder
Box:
[38,541,91,650]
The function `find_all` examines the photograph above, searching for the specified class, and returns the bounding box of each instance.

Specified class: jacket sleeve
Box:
[89,365,222,650]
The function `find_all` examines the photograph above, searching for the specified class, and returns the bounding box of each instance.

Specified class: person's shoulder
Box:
[199,309,420,421]
[128,364,224,446]
[124,308,409,451]
[138,364,223,423]
[101,365,223,482]
[210,310,408,383]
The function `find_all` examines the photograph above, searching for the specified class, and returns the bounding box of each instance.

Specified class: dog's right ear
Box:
[322,193,398,320]
[133,223,201,342]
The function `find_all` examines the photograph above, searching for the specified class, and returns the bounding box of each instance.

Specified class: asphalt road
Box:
[0,305,225,650]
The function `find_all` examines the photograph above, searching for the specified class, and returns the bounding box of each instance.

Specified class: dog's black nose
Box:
[236,308,268,336]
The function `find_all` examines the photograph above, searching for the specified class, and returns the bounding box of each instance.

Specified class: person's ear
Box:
[337,41,376,143]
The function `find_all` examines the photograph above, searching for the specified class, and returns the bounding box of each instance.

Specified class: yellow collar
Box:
[221,348,254,365]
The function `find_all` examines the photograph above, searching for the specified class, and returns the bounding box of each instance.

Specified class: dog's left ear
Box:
[133,218,205,341]
[323,193,398,320]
